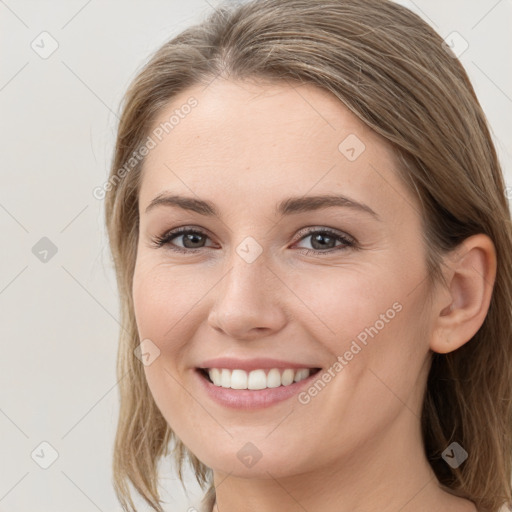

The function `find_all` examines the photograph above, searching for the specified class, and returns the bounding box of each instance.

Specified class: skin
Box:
[132,78,496,512]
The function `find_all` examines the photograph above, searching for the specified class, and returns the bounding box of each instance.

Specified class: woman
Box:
[104,0,512,511]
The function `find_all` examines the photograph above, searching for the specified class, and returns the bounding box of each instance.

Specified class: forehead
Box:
[138,79,414,220]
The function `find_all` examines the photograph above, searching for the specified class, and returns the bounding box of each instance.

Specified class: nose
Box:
[207,254,288,341]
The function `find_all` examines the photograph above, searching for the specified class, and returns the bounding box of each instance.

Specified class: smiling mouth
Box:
[197,367,322,390]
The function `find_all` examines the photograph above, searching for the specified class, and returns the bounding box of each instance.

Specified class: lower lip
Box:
[195,369,321,409]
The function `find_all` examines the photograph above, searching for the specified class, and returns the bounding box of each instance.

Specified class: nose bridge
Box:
[223,249,270,302]
[220,232,275,299]
[207,241,287,338]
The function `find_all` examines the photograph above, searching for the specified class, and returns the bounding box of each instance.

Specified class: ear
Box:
[429,234,497,354]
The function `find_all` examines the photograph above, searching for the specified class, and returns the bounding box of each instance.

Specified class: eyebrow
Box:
[144,192,380,220]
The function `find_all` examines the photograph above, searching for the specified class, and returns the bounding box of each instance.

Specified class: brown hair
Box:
[104,1,512,511]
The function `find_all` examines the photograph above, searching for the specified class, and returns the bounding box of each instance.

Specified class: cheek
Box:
[284,264,405,352]
[291,286,430,465]
[132,263,201,429]
[287,261,430,403]
[132,261,205,344]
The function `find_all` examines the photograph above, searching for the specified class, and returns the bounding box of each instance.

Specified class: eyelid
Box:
[293,225,356,245]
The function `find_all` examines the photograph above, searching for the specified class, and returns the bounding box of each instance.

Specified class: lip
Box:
[194,366,322,409]
[197,357,319,372]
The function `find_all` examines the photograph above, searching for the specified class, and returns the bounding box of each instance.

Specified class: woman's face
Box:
[133,78,437,478]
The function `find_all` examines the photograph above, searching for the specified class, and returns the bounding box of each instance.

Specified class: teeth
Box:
[294,368,310,382]
[206,368,314,390]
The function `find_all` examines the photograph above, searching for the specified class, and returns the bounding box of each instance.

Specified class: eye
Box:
[150,226,356,256]
[293,227,355,256]
[150,227,213,253]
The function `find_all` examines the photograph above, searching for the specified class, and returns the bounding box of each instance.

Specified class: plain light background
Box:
[1,1,511,511]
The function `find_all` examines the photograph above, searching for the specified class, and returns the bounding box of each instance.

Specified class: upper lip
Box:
[197,357,321,372]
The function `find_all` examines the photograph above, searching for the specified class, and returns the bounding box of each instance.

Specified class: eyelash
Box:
[150,226,356,256]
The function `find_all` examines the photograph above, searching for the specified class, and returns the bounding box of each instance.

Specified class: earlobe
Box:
[429,234,497,354]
